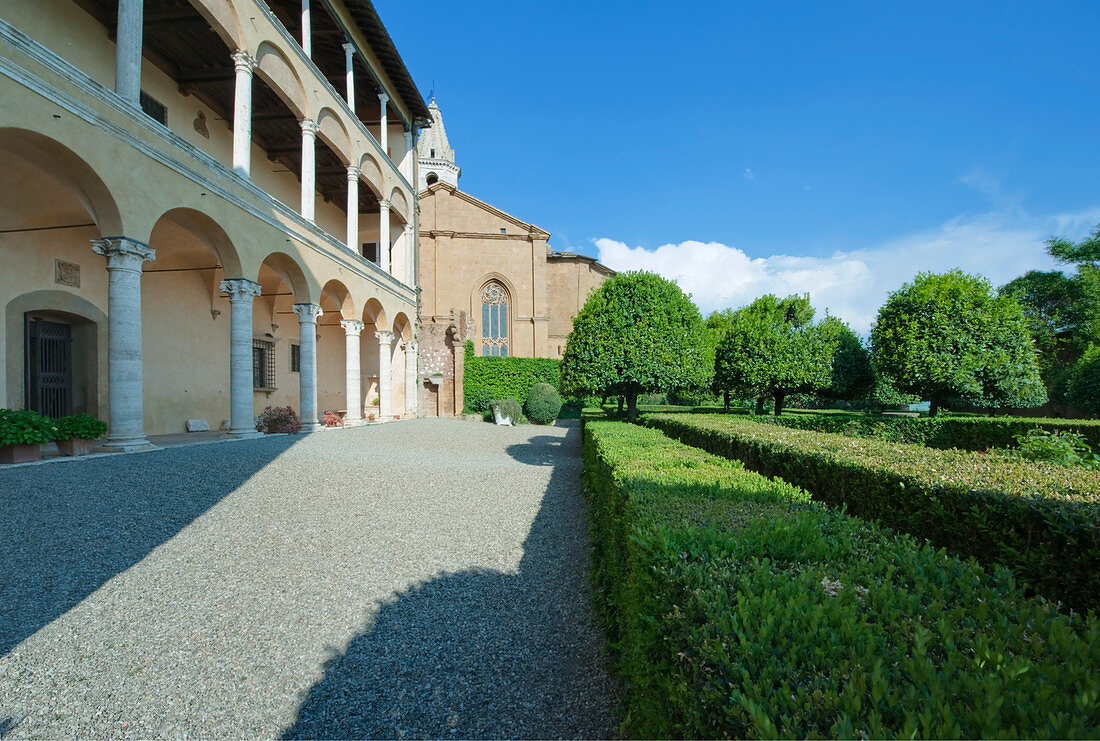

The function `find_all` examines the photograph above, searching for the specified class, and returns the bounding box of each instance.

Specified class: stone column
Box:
[221,278,262,437]
[292,303,323,430]
[403,222,415,285]
[91,237,155,450]
[300,119,318,221]
[378,199,391,274]
[376,330,393,418]
[341,319,364,425]
[301,0,311,57]
[403,129,414,182]
[378,92,389,155]
[115,0,143,106]
[231,50,257,177]
[404,340,418,417]
[342,43,355,108]
[346,165,360,251]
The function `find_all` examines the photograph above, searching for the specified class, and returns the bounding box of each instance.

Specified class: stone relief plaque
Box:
[55,259,80,287]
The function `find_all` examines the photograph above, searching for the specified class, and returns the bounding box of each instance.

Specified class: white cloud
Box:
[743,168,755,180]
[593,209,1090,335]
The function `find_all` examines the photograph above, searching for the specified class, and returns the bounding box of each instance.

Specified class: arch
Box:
[425,172,438,186]
[321,279,356,318]
[187,0,243,50]
[388,187,410,221]
[392,312,412,341]
[5,290,107,415]
[316,108,352,166]
[357,154,384,198]
[253,41,308,119]
[363,297,387,328]
[0,128,123,235]
[147,207,243,277]
[257,251,312,303]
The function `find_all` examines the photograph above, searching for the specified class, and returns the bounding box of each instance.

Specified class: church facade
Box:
[414,101,614,417]
[0,0,429,446]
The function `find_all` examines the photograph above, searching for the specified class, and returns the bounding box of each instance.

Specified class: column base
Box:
[227,428,264,439]
[302,422,324,432]
[343,418,366,428]
[99,436,156,453]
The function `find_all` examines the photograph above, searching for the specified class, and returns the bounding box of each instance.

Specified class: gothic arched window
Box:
[481,282,509,357]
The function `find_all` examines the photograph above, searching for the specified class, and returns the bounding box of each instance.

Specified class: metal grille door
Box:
[27,318,73,417]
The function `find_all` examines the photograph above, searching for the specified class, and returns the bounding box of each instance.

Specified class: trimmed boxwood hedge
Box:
[463,341,561,413]
[756,411,1100,451]
[647,413,1100,613]
[585,421,1100,739]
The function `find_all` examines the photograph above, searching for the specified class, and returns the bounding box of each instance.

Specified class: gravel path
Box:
[0,419,619,739]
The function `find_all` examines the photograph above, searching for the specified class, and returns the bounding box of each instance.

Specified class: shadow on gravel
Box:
[281,426,619,740]
[504,434,572,467]
[0,435,302,657]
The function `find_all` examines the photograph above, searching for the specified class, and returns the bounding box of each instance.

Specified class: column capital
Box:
[342,42,355,57]
[292,302,323,323]
[220,277,262,301]
[375,330,395,344]
[347,164,361,180]
[378,198,391,211]
[340,318,365,335]
[404,339,418,352]
[92,237,155,271]
[378,91,390,105]
[300,118,319,136]
[231,49,257,74]
[403,222,414,235]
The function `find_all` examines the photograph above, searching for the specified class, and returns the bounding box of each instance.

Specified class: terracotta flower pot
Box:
[57,438,95,456]
[0,443,41,464]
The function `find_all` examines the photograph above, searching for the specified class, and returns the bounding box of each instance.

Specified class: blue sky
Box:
[380,1,1100,331]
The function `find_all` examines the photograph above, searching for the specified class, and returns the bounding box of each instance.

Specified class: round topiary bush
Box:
[525,383,563,424]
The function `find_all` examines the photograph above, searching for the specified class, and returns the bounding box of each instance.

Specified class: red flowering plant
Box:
[255,406,302,434]
[322,410,344,427]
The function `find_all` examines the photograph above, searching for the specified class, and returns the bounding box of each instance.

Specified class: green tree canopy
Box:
[817,315,875,403]
[713,293,841,415]
[871,270,1046,416]
[1046,224,1100,267]
[560,271,712,419]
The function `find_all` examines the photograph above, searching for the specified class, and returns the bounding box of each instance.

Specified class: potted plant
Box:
[0,408,57,463]
[255,406,303,434]
[54,413,108,456]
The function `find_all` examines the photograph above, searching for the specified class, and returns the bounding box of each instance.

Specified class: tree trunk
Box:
[617,396,624,415]
[755,397,766,415]
[626,392,639,421]
[773,392,786,417]
[929,396,939,417]
[723,391,730,413]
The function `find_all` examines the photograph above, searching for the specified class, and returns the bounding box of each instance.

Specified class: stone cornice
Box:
[0,19,416,305]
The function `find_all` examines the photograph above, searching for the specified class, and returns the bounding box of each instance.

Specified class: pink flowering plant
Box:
[322,410,344,427]
[255,406,302,434]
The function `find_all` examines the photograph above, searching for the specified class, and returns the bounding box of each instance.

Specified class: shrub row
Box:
[584,421,1099,738]
[757,411,1100,451]
[462,341,561,413]
[647,413,1100,613]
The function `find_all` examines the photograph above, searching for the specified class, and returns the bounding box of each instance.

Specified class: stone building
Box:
[415,100,614,417]
[0,0,430,447]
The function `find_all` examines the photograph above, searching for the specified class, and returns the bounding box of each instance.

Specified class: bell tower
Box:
[417,98,461,190]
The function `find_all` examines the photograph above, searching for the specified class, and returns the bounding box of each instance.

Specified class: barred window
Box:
[290,343,301,373]
[253,339,275,390]
[139,91,168,126]
[481,282,509,357]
